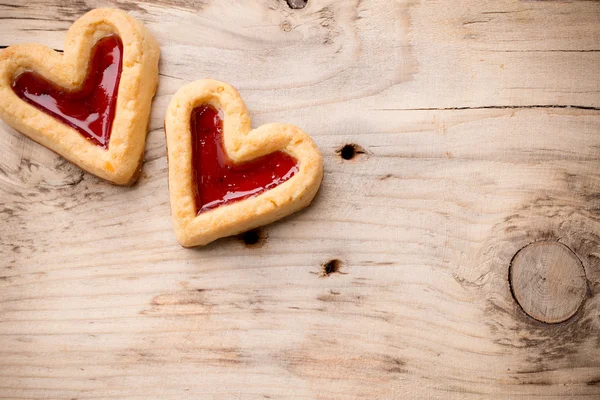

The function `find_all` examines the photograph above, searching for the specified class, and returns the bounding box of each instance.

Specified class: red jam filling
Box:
[11,35,123,149]
[191,105,299,214]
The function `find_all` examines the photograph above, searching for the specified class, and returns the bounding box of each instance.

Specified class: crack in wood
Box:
[487,49,600,53]
[0,16,70,22]
[374,104,600,112]
[0,45,63,52]
[588,378,600,387]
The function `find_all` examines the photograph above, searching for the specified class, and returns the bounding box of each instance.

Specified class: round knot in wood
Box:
[509,241,587,324]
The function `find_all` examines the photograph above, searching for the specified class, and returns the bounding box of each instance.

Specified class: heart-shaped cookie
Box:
[0,8,160,185]
[165,80,323,247]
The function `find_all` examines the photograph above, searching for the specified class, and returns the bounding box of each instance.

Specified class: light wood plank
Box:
[1,0,600,399]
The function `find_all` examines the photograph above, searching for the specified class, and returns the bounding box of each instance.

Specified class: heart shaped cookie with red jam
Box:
[0,8,160,185]
[165,80,323,247]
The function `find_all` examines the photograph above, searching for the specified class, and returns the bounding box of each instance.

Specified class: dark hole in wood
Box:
[322,259,342,276]
[338,144,366,161]
[340,144,356,160]
[286,0,308,9]
[239,229,265,247]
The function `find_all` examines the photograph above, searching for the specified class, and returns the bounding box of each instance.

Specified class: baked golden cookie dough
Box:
[0,8,160,185]
[165,79,324,247]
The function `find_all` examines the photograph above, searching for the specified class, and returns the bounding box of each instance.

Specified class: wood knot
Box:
[509,241,587,324]
[280,21,292,32]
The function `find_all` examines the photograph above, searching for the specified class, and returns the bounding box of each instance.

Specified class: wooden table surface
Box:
[1,0,600,399]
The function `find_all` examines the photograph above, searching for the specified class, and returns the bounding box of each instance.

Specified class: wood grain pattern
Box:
[1,0,600,399]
